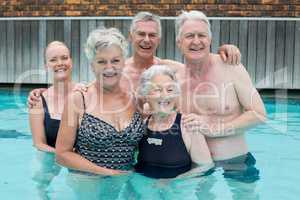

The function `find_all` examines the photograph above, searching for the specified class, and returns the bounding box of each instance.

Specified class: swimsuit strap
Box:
[146,112,181,130]
[145,115,151,127]
[40,94,49,113]
[173,113,182,130]
[78,91,86,111]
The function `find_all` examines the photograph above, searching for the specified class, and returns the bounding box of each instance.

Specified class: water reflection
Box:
[31,151,61,200]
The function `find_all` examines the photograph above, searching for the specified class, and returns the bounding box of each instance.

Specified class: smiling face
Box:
[91,45,125,90]
[130,20,160,59]
[177,19,211,63]
[45,43,72,81]
[146,74,179,115]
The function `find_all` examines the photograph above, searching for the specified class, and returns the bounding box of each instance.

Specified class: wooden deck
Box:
[0,18,299,89]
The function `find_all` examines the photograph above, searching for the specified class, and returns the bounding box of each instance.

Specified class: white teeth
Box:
[55,69,66,72]
[140,46,151,49]
[190,47,204,51]
[158,101,170,106]
[103,72,117,77]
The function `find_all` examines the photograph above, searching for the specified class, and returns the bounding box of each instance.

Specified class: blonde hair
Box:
[44,41,70,63]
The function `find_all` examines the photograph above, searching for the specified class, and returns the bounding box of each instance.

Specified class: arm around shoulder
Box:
[160,59,184,71]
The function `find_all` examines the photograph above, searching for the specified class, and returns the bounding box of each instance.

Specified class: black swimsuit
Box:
[135,113,192,178]
[41,94,60,148]
[74,93,145,170]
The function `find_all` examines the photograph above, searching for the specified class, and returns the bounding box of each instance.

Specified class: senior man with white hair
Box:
[176,10,266,182]
[28,11,242,107]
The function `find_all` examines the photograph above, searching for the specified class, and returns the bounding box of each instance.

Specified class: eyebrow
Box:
[183,31,207,35]
[136,30,158,34]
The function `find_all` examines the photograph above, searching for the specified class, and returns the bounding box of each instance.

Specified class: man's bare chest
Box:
[180,80,240,115]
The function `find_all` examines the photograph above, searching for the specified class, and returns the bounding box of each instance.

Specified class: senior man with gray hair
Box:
[176,10,266,183]
[121,11,242,93]
[27,11,241,108]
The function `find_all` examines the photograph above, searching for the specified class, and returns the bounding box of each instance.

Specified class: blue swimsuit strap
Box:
[40,93,49,114]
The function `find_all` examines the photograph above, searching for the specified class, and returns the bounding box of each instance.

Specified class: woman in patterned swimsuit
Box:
[55,27,144,176]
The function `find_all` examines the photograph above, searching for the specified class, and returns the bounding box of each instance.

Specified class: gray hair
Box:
[175,10,212,41]
[85,27,128,62]
[130,12,162,37]
[138,65,181,97]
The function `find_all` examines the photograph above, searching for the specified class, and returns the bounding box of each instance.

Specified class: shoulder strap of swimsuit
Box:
[174,112,182,130]
[40,94,49,113]
[78,91,86,111]
[145,115,152,127]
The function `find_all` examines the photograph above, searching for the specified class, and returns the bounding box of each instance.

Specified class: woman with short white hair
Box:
[135,64,213,179]
[56,27,145,176]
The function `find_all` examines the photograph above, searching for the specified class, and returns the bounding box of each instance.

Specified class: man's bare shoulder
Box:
[211,53,237,71]
[160,59,184,71]
[212,53,249,81]
[124,57,136,73]
[125,56,134,65]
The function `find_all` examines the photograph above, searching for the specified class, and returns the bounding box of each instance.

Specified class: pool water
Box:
[0,89,300,200]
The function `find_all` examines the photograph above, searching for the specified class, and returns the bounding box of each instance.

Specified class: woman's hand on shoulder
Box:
[218,44,241,65]
[72,82,93,94]
[27,88,47,108]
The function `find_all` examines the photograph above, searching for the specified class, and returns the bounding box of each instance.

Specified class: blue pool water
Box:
[0,89,300,200]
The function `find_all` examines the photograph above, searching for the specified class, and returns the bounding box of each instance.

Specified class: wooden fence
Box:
[0,18,299,89]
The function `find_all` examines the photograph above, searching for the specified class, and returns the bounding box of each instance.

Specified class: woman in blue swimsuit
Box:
[135,64,213,178]
[128,65,214,199]
[29,41,76,198]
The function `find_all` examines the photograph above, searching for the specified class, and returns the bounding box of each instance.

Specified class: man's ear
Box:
[90,62,95,73]
[70,59,73,70]
[176,38,181,49]
[128,32,133,42]
[44,63,49,71]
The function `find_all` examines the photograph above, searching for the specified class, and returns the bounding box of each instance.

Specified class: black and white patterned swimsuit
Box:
[74,93,145,171]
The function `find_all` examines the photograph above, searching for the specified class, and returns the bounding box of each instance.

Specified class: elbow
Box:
[257,109,267,124]
[251,108,267,125]
[55,150,66,166]
[260,113,267,123]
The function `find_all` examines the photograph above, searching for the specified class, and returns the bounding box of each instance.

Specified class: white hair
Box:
[138,65,181,97]
[175,10,212,41]
[130,11,162,37]
[84,27,128,62]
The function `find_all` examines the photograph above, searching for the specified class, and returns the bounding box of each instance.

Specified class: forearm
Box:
[206,110,266,138]
[33,142,55,153]
[56,151,114,175]
[176,163,214,179]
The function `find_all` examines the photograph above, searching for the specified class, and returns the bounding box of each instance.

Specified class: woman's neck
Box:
[94,80,122,95]
[150,111,177,128]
